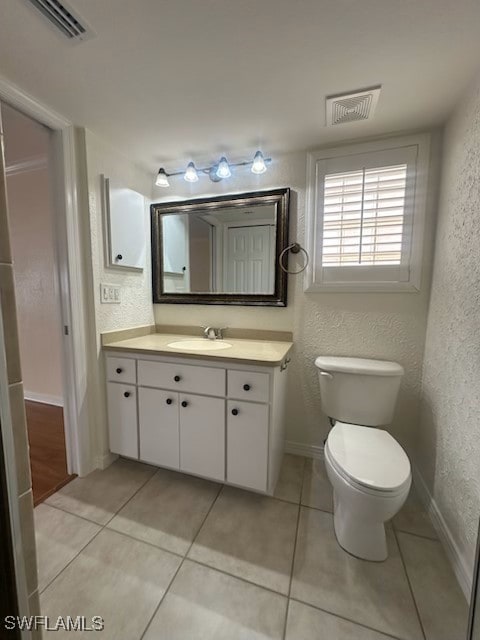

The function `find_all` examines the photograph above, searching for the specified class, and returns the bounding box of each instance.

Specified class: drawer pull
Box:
[174,375,181,382]
[166,398,173,405]
[116,367,123,374]
[181,400,188,408]
[123,391,131,398]
[231,408,239,416]
[243,384,251,391]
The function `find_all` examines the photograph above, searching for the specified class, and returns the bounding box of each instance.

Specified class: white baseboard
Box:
[24,391,63,407]
[413,466,472,600]
[96,451,118,471]
[285,440,324,459]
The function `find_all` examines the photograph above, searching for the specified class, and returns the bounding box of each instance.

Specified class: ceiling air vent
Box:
[326,86,381,126]
[25,0,95,42]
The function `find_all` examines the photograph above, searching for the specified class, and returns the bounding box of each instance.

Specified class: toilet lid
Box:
[327,422,411,492]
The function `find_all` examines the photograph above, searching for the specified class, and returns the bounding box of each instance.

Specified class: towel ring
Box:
[279,242,309,275]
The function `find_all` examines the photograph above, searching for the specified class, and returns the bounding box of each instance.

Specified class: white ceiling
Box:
[1,0,480,174]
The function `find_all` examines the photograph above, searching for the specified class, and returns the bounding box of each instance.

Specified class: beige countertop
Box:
[103,333,293,366]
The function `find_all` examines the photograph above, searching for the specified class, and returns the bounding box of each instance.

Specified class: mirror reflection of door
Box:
[225,225,275,294]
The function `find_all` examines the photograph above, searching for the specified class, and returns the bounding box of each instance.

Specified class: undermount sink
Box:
[167,339,233,351]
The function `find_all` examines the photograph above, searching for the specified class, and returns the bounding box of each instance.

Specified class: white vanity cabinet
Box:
[105,350,289,494]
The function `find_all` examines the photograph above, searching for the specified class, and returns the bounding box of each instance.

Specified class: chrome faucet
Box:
[203,326,226,340]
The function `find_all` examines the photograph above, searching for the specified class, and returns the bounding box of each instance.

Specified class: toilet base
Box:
[333,492,388,562]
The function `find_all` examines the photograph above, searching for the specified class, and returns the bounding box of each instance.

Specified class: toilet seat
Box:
[326,422,411,495]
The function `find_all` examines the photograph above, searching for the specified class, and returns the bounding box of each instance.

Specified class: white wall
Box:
[84,129,154,463]
[416,72,480,577]
[152,142,439,452]
[3,104,63,403]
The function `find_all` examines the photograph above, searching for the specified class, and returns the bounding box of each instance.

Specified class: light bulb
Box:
[155,168,170,187]
[216,156,231,179]
[251,150,267,174]
[184,162,199,182]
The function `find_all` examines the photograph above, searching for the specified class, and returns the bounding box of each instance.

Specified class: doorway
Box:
[2,103,75,505]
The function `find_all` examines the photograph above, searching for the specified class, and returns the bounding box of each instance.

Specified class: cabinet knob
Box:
[181,400,188,408]
[116,367,123,374]
[231,408,239,416]
[116,254,123,261]
[243,384,251,391]
[124,391,131,398]
[174,375,181,382]
[166,398,173,405]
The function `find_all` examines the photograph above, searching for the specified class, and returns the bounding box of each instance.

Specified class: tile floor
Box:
[35,455,469,640]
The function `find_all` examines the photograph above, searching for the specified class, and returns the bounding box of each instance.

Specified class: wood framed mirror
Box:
[151,188,290,306]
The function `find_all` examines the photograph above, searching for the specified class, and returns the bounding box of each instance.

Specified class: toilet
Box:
[315,356,411,562]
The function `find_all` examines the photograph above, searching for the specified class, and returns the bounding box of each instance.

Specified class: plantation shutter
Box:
[322,164,407,267]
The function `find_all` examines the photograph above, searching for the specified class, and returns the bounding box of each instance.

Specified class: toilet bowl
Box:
[314,355,411,561]
[324,422,411,561]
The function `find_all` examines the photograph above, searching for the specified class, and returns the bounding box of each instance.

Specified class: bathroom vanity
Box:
[103,332,292,494]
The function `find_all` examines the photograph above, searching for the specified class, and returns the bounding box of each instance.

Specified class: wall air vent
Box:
[326,86,381,126]
[25,0,95,42]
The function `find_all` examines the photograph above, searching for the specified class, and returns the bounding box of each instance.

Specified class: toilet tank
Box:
[315,356,404,427]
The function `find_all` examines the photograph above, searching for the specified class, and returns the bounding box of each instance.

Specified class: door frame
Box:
[0,74,93,478]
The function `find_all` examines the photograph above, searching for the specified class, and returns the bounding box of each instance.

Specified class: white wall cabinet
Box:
[104,176,146,270]
[105,351,289,494]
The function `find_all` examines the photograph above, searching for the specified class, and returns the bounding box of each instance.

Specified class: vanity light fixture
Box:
[251,150,267,174]
[216,156,232,179]
[184,161,199,183]
[155,168,170,188]
[154,150,271,187]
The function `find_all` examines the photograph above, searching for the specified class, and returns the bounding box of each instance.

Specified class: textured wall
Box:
[417,75,480,572]
[85,130,154,335]
[153,143,438,451]
[85,130,154,461]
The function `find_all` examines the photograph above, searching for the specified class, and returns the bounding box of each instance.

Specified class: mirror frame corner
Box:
[151,187,291,306]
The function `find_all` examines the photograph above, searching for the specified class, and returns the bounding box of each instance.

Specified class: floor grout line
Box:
[392,525,439,542]
[288,598,407,640]
[393,526,428,640]
[38,525,104,596]
[138,483,224,640]
[280,454,308,640]
[37,464,158,597]
[40,501,105,527]
[282,504,302,640]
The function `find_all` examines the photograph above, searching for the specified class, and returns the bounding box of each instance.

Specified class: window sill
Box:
[304,281,421,293]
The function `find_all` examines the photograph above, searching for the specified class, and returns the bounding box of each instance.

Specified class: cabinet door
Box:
[107,382,138,458]
[139,388,179,469]
[179,394,225,481]
[106,178,146,269]
[227,401,269,492]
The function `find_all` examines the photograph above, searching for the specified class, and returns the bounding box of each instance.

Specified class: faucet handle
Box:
[215,327,228,339]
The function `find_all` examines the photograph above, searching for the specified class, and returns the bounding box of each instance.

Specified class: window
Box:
[305,134,430,292]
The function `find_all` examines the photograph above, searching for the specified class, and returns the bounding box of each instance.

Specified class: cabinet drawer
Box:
[227,400,268,492]
[107,382,138,459]
[138,360,225,397]
[106,356,136,385]
[228,369,270,403]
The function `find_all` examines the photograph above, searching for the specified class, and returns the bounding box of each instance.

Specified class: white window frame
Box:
[305,133,430,293]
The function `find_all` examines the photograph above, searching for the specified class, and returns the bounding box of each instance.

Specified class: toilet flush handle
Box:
[318,370,333,380]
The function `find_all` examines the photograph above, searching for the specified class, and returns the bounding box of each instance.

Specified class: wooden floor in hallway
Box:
[26,400,75,506]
